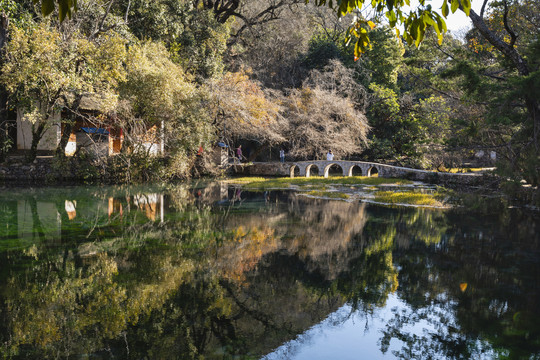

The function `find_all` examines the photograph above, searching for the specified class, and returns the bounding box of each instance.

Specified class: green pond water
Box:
[0,182,539,359]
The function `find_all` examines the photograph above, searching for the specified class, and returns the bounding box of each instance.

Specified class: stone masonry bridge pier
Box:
[235,160,493,186]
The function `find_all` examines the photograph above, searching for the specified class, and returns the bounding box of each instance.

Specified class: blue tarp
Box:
[217,142,228,148]
[81,127,109,135]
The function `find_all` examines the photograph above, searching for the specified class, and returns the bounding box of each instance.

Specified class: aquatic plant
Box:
[305,190,350,199]
[374,191,444,207]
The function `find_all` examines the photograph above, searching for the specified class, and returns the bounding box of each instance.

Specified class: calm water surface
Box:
[0,183,539,359]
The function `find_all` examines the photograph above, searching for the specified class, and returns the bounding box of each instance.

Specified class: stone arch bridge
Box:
[289,160,386,178]
[237,160,489,186]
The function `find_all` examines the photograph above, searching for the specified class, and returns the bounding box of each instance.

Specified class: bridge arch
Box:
[306,164,320,177]
[367,166,379,177]
[348,165,363,176]
[289,165,300,178]
[324,163,344,178]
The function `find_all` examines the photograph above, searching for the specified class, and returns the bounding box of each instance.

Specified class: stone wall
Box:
[0,158,57,181]
[232,162,291,177]
[0,157,95,182]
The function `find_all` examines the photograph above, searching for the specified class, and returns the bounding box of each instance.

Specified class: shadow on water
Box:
[0,183,538,359]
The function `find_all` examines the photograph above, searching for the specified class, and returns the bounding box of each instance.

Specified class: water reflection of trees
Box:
[222,194,370,280]
[0,185,538,358]
[0,185,382,357]
[382,209,540,359]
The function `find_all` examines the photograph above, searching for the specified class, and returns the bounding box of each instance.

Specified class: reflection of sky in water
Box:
[264,294,495,360]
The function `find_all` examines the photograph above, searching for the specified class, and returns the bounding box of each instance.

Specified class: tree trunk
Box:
[56,94,82,157]
[28,122,47,162]
[56,121,73,157]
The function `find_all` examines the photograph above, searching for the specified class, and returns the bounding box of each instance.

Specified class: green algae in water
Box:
[304,190,350,199]
[373,190,444,207]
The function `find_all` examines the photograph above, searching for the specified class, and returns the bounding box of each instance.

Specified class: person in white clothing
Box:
[326,150,334,161]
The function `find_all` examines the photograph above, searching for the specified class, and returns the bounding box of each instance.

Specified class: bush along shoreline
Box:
[0,152,221,184]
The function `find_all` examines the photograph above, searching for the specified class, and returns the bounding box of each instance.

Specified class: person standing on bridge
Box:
[236,145,245,162]
[326,149,334,161]
[280,149,285,163]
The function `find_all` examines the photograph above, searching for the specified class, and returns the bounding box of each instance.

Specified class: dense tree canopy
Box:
[1,23,126,160]
[1,0,538,187]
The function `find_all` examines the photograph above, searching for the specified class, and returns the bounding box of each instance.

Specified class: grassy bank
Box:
[227,176,413,190]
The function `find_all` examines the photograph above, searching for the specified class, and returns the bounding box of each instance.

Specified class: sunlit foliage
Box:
[116,41,214,179]
[0,24,126,160]
[206,69,285,152]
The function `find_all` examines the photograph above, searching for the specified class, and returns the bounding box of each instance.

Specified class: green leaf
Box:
[362,31,371,48]
[461,0,471,16]
[59,0,68,22]
[354,38,361,59]
[415,24,425,47]
[450,0,459,13]
[338,0,349,15]
[386,10,397,26]
[410,18,419,39]
[433,17,441,33]
[423,12,434,26]
[41,0,55,16]
[436,13,447,32]
[441,0,449,17]
[38,0,77,21]
[405,32,414,45]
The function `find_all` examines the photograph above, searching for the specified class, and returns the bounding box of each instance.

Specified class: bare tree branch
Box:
[468,9,529,76]
[502,0,518,47]
[480,0,489,18]
[91,0,116,39]
[124,0,131,24]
